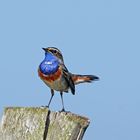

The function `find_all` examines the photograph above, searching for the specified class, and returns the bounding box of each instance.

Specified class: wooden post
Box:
[0,107,90,140]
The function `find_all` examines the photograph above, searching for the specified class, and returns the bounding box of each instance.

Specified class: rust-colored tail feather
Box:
[72,74,99,85]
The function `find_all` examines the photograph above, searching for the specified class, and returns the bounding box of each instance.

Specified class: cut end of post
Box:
[0,107,90,140]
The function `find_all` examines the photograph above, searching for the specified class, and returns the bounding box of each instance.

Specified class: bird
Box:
[38,47,99,111]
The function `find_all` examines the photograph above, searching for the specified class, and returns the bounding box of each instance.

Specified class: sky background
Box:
[0,0,140,140]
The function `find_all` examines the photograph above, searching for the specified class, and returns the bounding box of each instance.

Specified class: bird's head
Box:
[42,47,64,63]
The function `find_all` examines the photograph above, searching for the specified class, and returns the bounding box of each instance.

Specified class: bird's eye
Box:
[52,50,57,54]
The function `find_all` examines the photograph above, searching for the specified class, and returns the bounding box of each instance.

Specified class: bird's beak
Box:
[42,48,47,52]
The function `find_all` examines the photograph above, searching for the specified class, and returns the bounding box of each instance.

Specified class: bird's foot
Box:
[41,105,49,109]
[59,108,71,113]
[60,108,65,112]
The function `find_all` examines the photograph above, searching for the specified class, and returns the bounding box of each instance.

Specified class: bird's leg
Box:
[47,89,54,108]
[60,92,65,112]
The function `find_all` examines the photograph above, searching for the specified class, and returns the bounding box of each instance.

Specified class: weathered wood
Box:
[0,107,90,140]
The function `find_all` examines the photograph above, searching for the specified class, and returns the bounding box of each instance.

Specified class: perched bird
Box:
[38,47,99,111]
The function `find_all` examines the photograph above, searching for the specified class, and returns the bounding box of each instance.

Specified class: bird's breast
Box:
[39,57,59,75]
[38,67,62,83]
[38,67,69,92]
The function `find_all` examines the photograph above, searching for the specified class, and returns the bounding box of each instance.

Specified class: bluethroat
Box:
[38,47,99,111]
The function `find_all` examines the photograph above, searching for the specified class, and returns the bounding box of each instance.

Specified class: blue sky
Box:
[0,0,140,140]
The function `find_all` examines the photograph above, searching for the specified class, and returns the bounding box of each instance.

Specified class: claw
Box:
[41,105,49,108]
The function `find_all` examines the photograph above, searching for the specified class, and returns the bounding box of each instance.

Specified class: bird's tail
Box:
[72,74,99,85]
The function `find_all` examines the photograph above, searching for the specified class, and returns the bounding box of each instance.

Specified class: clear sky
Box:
[0,0,140,140]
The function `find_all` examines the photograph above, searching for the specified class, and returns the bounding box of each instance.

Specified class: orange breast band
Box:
[38,68,62,83]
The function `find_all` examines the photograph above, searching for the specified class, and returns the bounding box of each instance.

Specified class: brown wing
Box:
[62,65,75,95]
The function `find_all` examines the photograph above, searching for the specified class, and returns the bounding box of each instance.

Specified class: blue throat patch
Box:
[39,52,59,75]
